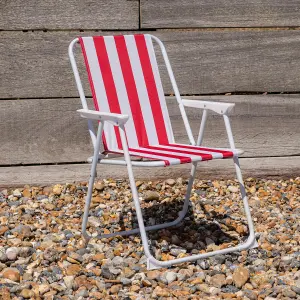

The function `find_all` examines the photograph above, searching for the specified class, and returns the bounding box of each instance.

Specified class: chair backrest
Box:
[79,34,175,151]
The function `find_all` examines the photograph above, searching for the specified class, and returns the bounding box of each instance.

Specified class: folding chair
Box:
[68,34,257,270]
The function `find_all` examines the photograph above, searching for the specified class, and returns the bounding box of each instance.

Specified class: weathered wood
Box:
[0,95,299,165]
[141,0,300,28]
[1,156,299,187]
[2,30,300,98]
[0,0,139,30]
[0,98,92,165]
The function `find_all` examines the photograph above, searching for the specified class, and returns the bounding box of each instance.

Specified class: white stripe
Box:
[145,34,175,143]
[154,145,224,159]
[127,150,181,166]
[82,37,118,150]
[135,147,201,161]
[125,35,159,145]
[169,143,238,156]
[104,37,139,148]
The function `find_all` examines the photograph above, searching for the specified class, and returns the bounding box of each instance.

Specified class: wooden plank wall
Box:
[1,0,299,185]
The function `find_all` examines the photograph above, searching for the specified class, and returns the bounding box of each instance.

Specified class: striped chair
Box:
[69,34,257,269]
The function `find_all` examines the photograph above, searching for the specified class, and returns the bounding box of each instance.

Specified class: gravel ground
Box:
[0,177,299,299]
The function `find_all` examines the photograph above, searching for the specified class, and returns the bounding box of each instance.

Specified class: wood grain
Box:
[1,156,299,187]
[2,30,300,98]
[0,95,299,165]
[0,0,139,30]
[141,0,300,28]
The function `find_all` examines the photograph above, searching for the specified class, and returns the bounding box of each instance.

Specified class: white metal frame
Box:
[68,35,257,270]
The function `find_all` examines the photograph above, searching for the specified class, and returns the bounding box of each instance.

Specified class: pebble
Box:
[0,177,298,299]
[244,289,258,300]
[165,179,176,186]
[63,276,75,290]
[6,247,19,261]
[144,191,160,201]
[94,182,105,191]
[1,267,20,282]
[164,271,177,284]
[233,266,249,288]
[210,274,226,287]
[20,289,34,299]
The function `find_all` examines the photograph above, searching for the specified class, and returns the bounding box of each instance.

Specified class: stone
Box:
[164,271,177,284]
[38,284,50,295]
[210,274,226,288]
[13,189,22,198]
[63,276,75,290]
[20,289,35,299]
[43,247,59,262]
[282,288,297,298]
[209,287,221,295]
[0,226,9,236]
[243,289,257,300]
[144,191,160,201]
[12,225,32,237]
[94,182,105,191]
[110,284,122,294]
[291,285,300,295]
[147,270,161,280]
[197,259,210,270]
[177,269,193,281]
[228,186,239,193]
[22,189,32,198]
[142,279,152,287]
[165,179,176,186]
[136,181,143,187]
[65,264,81,276]
[53,184,63,195]
[0,287,11,300]
[232,266,249,288]
[75,287,88,297]
[1,267,20,282]
[6,247,19,261]
[153,286,170,297]
[196,283,210,293]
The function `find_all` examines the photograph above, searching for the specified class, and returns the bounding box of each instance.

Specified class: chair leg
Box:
[146,155,258,270]
[82,121,104,242]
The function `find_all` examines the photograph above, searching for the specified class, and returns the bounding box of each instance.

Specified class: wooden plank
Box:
[0,98,93,165]
[1,156,299,187]
[141,0,300,28]
[2,30,300,98]
[0,95,299,165]
[0,0,139,30]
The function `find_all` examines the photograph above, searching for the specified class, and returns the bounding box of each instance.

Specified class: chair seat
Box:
[109,143,242,167]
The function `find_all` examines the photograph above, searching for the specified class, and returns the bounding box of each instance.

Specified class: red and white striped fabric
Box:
[80,34,236,166]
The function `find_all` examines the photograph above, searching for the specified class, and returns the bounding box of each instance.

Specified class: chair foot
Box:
[146,234,258,270]
[249,237,259,249]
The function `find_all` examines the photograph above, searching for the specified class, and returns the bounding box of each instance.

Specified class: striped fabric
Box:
[80,34,235,166]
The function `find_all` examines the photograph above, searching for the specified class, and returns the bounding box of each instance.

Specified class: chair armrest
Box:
[77,109,129,126]
[182,99,235,115]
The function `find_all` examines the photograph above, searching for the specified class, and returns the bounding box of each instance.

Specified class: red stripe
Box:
[134,35,169,145]
[93,36,122,149]
[145,145,213,161]
[79,37,108,151]
[167,143,233,158]
[114,36,149,147]
[128,147,191,164]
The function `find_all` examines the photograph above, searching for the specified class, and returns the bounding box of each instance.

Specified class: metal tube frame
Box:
[69,35,257,270]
